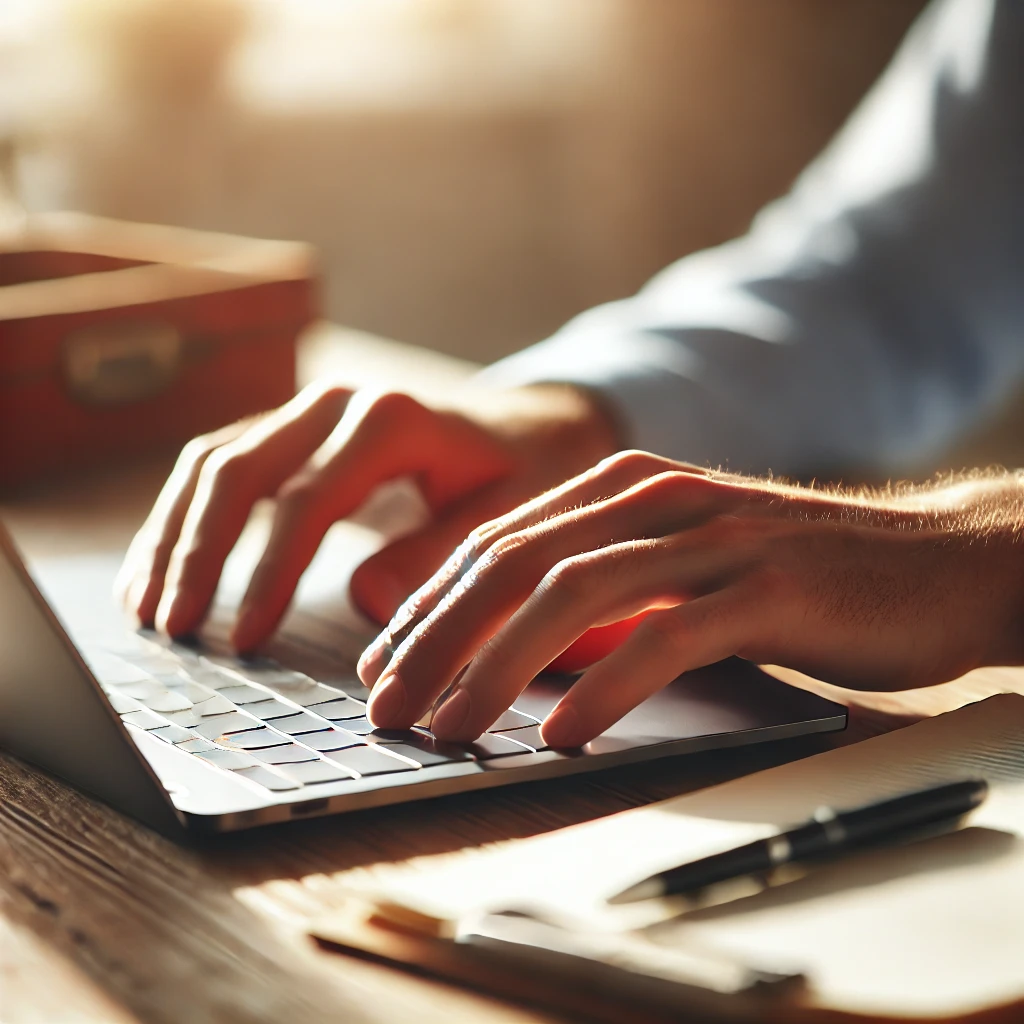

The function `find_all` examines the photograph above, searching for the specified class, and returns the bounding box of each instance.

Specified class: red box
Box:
[0,213,316,490]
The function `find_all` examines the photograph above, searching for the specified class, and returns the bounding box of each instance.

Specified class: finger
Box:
[365,473,735,730]
[542,581,766,747]
[155,383,351,636]
[359,455,715,682]
[353,477,545,684]
[114,418,254,624]
[352,482,522,625]
[428,523,755,742]
[231,391,510,650]
[465,449,703,563]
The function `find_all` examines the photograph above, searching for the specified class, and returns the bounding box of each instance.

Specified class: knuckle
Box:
[464,521,504,561]
[305,379,349,406]
[474,531,534,578]
[199,447,252,494]
[300,380,351,421]
[475,633,517,676]
[276,473,318,509]
[596,449,664,479]
[541,555,594,603]
[635,470,699,503]
[640,609,692,652]
[362,390,424,427]
[177,434,219,471]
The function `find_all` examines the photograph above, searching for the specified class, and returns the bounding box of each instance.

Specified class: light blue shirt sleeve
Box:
[478,0,1024,477]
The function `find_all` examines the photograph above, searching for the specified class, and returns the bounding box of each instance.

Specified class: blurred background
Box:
[0,0,924,365]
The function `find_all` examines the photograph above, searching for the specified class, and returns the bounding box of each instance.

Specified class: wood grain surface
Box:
[2,326,1021,1024]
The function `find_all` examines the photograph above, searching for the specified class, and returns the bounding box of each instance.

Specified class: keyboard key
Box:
[178,679,219,703]
[184,667,243,691]
[212,684,275,706]
[339,716,375,736]
[84,650,152,686]
[280,683,350,707]
[192,748,260,771]
[306,696,366,721]
[234,765,301,792]
[316,675,370,700]
[276,760,355,785]
[382,741,472,768]
[370,728,473,758]
[299,728,365,752]
[193,694,237,717]
[271,711,333,736]
[149,723,195,744]
[367,728,426,743]
[176,736,218,753]
[246,699,304,721]
[118,678,170,701]
[120,708,168,731]
[215,728,291,750]
[249,744,321,765]
[138,690,194,713]
[212,660,315,689]
[467,733,535,760]
[486,708,540,732]
[190,711,261,738]
[493,725,548,751]
[125,651,184,676]
[325,745,419,777]
[106,691,143,715]
[160,708,203,728]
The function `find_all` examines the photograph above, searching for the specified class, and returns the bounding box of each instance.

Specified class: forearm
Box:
[481,0,1024,479]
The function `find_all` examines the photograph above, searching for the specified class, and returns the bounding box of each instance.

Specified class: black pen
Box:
[608,778,988,905]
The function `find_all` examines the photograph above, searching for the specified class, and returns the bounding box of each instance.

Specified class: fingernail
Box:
[367,672,406,727]
[541,704,583,748]
[357,632,389,685]
[430,686,471,739]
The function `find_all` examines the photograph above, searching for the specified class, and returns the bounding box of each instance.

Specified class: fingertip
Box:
[136,571,173,627]
[356,634,389,686]
[155,591,197,639]
[428,686,472,741]
[230,614,262,654]
[366,672,406,727]
[540,703,587,749]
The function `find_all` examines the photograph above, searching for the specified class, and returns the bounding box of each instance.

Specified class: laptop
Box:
[0,520,848,836]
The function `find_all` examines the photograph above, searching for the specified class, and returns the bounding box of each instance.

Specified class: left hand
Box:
[357,451,1024,747]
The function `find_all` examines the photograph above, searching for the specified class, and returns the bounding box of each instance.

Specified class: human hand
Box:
[357,453,1024,747]
[115,380,620,649]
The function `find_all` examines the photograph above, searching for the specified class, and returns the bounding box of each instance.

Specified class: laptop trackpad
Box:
[514,658,843,755]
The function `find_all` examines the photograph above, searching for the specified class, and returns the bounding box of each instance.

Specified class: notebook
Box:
[310,693,1024,1021]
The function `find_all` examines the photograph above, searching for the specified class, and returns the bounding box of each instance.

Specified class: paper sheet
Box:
[327,694,1024,1019]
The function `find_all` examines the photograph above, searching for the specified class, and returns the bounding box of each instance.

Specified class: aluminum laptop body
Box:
[0,523,848,836]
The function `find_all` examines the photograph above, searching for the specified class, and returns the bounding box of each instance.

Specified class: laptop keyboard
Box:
[88,639,549,795]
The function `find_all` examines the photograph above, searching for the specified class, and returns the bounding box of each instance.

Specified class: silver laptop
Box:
[0,522,847,836]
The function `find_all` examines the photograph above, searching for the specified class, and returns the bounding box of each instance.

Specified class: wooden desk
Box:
[2,325,1022,1024]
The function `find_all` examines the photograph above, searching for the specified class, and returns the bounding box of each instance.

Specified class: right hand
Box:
[114,379,620,651]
